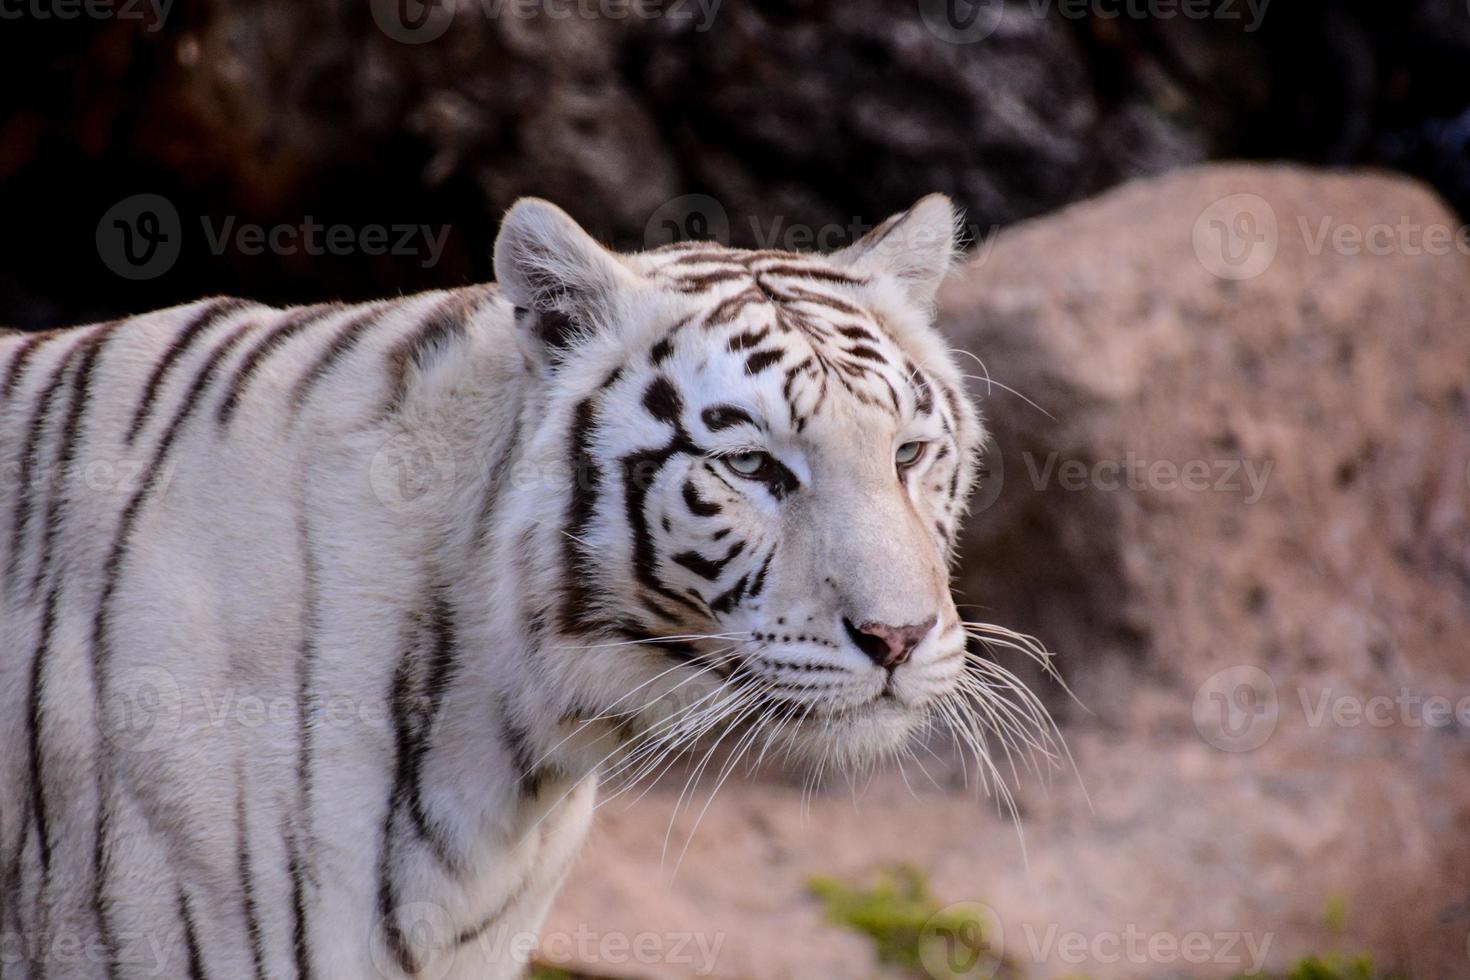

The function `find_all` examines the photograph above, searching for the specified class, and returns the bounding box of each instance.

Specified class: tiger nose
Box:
[843,616,937,670]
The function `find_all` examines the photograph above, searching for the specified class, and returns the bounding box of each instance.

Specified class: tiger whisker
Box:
[948,347,1055,419]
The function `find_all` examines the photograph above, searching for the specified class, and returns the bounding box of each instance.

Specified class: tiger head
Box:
[495,195,988,772]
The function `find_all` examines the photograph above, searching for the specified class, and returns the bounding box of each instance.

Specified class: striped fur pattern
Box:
[0,195,988,978]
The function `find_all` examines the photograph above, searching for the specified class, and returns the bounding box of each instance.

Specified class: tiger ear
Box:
[494,198,639,358]
[833,194,961,309]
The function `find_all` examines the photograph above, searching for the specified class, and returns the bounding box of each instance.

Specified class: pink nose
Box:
[844,616,937,670]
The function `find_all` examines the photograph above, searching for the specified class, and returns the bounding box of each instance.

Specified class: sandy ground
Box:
[541,677,1470,979]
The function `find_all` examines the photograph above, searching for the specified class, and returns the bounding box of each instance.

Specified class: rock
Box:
[945,163,1470,710]
[10,2,1470,327]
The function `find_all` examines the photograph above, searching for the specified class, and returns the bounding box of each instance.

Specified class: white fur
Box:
[0,196,987,978]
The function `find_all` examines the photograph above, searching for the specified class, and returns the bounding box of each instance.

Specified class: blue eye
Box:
[895,441,926,467]
[726,451,771,478]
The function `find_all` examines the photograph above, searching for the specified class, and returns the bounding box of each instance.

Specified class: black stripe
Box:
[744,349,784,375]
[377,653,417,977]
[558,364,628,632]
[621,377,716,615]
[405,587,460,867]
[383,290,484,414]
[748,550,775,598]
[781,356,816,403]
[702,285,765,326]
[6,332,90,591]
[90,320,258,962]
[285,822,312,980]
[755,263,867,286]
[682,480,720,517]
[622,441,708,619]
[672,269,750,294]
[289,303,391,413]
[26,583,61,879]
[664,250,742,265]
[291,503,320,979]
[710,573,750,614]
[378,577,463,973]
[843,344,888,364]
[726,325,770,352]
[217,304,342,426]
[908,361,936,414]
[642,376,683,425]
[93,796,117,977]
[178,887,207,980]
[776,283,867,318]
[499,706,548,799]
[561,396,603,633]
[0,330,58,400]
[31,323,117,598]
[236,777,267,980]
[700,404,754,432]
[125,297,250,445]
[671,540,745,582]
[649,316,691,365]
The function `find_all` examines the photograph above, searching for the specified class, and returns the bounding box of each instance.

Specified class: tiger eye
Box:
[895,441,926,467]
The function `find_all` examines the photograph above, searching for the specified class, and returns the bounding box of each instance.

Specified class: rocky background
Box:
[6,2,1470,978]
[543,164,1470,980]
[3,0,1470,325]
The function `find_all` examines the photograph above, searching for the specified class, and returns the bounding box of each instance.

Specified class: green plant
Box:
[807,864,1010,978]
[1285,953,1387,980]
[1237,951,1404,980]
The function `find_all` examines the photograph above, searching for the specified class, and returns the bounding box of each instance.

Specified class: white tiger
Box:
[0,194,1052,979]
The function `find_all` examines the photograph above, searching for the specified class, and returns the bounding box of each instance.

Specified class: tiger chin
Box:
[0,194,1043,980]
